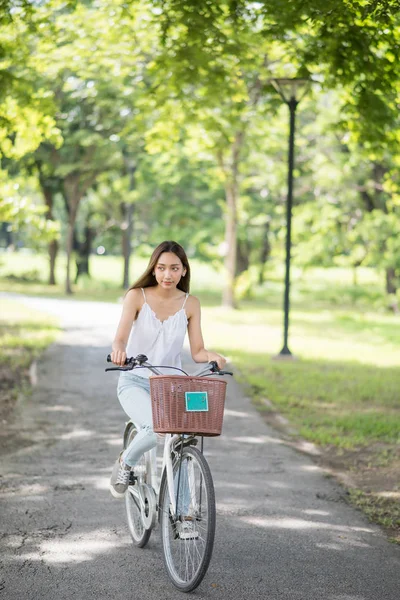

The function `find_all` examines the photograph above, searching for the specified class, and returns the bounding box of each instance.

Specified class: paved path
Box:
[1,296,399,600]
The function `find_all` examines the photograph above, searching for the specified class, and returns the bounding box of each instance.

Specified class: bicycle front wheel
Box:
[124,423,151,548]
[159,445,216,592]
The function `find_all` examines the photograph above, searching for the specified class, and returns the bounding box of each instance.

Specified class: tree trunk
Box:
[223,180,238,307]
[121,202,134,289]
[40,183,58,285]
[258,220,271,285]
[220,130,245,308]
[386,267,398,313]
[1,222,13,248]
[66,216,75,295]
[75,225,94,283]
[49,239,58,285]
[386,267,397,295]
[121,159,136,289]
[64,176,82,295]
[236,239,250,276]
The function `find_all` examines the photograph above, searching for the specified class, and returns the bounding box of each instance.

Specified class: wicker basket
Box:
[149,375,227,436]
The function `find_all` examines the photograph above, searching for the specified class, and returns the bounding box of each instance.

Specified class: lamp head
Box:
[270,78,310,105]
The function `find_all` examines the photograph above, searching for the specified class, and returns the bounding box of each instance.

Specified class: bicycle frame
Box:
[124,360,214,523]
[128,425,197,523]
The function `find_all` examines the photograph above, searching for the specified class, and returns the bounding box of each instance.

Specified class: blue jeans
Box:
[117,372,158,467]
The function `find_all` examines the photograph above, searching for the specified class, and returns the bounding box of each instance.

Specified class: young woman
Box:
[109,240,226,498]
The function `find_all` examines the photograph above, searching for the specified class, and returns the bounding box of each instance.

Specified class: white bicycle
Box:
[106,353,232,592]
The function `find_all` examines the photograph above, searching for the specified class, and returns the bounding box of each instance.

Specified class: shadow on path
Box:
[0,300,399,600]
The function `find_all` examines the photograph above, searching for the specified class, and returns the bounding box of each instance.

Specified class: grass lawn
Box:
[0,298,60,425]
[201,307,400,541]
[0,251,399,539]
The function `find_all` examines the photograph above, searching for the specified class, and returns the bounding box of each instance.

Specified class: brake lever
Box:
[208,360,219,372]
[208,361,233,376]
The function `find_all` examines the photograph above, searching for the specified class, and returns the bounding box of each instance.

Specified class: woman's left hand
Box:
[207,351,226,370]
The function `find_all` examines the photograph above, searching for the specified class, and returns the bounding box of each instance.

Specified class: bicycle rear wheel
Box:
[124,423,151,548]
[159,445,216,592]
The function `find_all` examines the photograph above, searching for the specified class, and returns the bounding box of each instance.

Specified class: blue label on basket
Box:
[185,391,209,412]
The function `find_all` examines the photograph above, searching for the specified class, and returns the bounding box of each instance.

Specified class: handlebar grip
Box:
[106,354,130,365]
[106,354,147,366]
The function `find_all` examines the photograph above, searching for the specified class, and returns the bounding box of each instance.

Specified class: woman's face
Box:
[154,252,186,289]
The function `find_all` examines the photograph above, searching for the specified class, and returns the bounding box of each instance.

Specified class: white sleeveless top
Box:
[125,288,189,378]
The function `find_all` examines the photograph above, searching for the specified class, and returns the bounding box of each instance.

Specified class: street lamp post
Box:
[270,78,309,357]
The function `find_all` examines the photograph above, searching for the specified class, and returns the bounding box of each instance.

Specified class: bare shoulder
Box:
[185,294,201,318]
[124,288,144,311]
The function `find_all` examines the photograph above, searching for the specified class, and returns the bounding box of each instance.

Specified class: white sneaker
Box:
[109,453,131,499]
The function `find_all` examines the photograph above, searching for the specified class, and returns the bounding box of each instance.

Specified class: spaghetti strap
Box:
[182,293,189,308]
[141,288,146,302]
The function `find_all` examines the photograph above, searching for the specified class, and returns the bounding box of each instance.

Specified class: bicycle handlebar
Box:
[105,354,233,377]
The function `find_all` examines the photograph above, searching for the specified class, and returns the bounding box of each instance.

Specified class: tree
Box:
[290,88,400,305]
[0,3,61,160]
[144,23,291,305]
[28,0,155,293]
[142,0,400,305]
[0,172,59,247]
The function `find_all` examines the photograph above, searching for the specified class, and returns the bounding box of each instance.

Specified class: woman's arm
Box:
[111,288,142,366]
[187,296,226,369]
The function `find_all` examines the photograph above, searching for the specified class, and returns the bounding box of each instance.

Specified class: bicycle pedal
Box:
[178,519,199,540]
[179,529,199,540]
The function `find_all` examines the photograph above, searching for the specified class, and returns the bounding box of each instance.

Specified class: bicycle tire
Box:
[159,445,216,592]
[124,423,151,548]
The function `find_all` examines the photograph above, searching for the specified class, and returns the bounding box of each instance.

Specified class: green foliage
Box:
[0,4,61,159]
[2,0,400,301]
[149,0,400,146]
[0,173,59,246]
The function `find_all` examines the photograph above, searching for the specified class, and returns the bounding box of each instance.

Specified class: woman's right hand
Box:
[111,348,127,366]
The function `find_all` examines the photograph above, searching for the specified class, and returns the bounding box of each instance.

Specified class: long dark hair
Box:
[129,241,191,293]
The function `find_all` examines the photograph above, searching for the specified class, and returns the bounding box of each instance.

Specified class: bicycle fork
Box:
[162,435,201,521]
